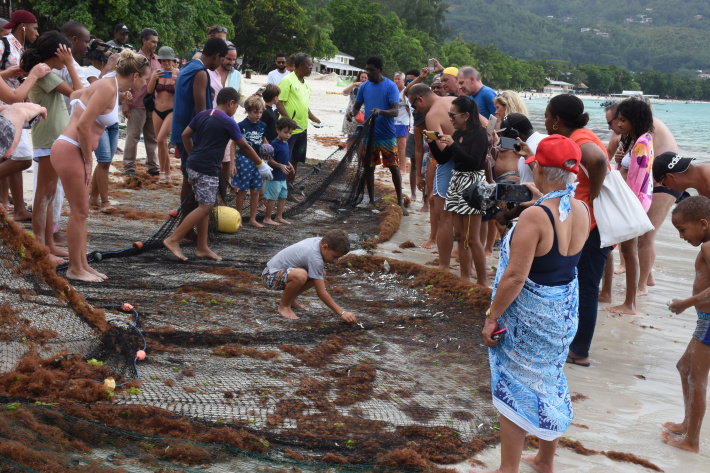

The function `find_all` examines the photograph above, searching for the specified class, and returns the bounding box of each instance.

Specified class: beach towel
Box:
[488,192,579,441]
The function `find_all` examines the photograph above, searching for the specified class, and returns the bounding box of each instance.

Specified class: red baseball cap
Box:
[525,135,581,174]
[2,10,37,30]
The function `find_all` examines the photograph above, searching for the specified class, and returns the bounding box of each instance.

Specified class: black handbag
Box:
[143,92,155,113]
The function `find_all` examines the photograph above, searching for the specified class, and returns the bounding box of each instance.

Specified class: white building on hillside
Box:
[542,79,574,94]
[312,51,364,77]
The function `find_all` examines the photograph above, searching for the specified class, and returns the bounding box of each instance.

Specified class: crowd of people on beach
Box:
[2,8,710,472]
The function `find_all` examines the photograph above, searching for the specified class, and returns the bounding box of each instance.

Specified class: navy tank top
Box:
[526,205,584,287]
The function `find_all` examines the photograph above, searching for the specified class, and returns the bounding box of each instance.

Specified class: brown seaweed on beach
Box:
[525,436,663,471]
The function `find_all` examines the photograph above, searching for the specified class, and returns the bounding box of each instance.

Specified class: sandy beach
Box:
[18,72,710,471]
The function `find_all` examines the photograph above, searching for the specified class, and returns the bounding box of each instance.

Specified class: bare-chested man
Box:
[408,84,456,272]
[655,154,710,199]
[408,84,488,274]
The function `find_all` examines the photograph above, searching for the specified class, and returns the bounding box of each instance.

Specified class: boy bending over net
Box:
[262,229,357,323]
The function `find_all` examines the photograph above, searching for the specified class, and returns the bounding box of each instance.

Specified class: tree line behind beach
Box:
[21,0,710,100]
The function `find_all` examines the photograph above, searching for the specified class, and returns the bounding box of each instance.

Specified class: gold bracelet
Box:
[485,308,497,320]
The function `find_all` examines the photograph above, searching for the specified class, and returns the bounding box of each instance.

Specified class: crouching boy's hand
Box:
[341,311,357,324]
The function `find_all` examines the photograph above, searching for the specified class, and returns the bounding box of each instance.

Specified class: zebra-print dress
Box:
[445,169,486,215]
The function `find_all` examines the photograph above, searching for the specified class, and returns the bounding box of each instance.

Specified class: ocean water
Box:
[522,98,710,163]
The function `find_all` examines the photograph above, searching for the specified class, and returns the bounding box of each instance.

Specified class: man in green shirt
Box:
[276,53,320,201]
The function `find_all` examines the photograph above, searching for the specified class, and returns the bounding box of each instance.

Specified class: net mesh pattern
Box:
[0,126,498,471]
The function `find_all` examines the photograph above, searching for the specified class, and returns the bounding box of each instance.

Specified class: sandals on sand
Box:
[565,355,591,367]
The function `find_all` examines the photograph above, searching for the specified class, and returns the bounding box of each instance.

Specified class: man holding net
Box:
[347,56,408,216]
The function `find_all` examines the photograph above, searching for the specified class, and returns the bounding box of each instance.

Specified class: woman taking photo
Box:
[605,98,654,315]
[50,49,150,282]
[543,94,610,367]
[476,135,590,473]
[148,46,179,183]
[22,32,83,265]
[427,96,488,285]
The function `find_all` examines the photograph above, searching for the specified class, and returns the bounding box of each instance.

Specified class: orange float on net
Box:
[133,241,143,250]
[136,350,146,360]
[169,209,178,218]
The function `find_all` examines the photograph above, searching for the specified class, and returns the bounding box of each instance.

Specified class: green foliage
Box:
[25,0,234,53]
[375,0,450,40]
[327,0,435,74]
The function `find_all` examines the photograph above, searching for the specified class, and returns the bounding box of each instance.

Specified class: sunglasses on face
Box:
[276,61,285,64]
[211,27,228,34]
[448,112,465,120]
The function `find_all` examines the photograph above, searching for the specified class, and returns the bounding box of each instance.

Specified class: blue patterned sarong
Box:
[488,195,579,441]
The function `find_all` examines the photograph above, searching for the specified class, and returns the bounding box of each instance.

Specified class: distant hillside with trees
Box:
[445,0,710,74]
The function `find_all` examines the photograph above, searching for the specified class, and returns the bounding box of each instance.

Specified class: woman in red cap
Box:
[476,134,590,473]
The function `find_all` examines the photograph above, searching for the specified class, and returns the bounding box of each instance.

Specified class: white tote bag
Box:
[580,164,654,248]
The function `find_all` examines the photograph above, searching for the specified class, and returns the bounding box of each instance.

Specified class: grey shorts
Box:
[405,133,416,159]
[186,168,219,205]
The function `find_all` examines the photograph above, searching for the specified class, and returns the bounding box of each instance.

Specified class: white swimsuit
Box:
[56,73,119,148]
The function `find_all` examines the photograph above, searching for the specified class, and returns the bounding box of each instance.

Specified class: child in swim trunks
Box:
[663,195,710,453]
[262,229,356,323]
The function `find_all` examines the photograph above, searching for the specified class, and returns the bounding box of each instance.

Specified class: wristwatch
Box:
[485,308,496,320]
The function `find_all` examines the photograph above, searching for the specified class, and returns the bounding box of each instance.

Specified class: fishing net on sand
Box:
[0,116,502,471]
[57,121,370,271]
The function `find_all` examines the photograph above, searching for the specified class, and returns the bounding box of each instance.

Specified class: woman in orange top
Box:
[543,94,611,367]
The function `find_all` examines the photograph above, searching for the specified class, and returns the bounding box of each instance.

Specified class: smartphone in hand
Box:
[492,328,507,341]
[499,136,521,151]
[424,130,440,141]
[486,115,497,135]
[495,183,532,203]
[23,114,42,129]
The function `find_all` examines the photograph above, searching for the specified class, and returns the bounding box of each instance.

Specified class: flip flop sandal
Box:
[565,355,591,367]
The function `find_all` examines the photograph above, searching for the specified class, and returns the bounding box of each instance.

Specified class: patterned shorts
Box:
[261,267,292,290]
[232,155,263,191]
[0,115,14,158]
[186,168,219,205]
[693,312,710,346]
[361,137,398,167]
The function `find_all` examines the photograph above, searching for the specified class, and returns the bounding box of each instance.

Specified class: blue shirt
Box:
[270,138,290,181]
[470,85,497,119]
[171,60,212,143]
[237,118,266,157]
[355,78,399,140]
[185,109,243,176]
